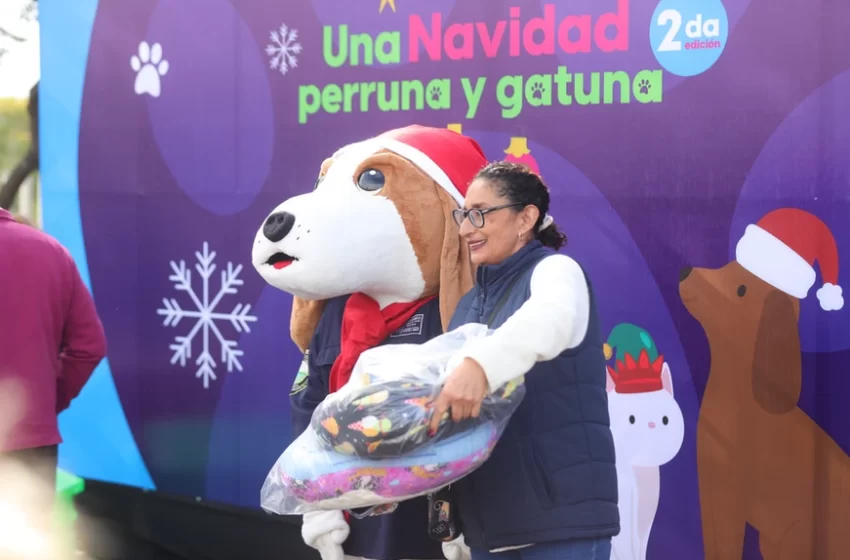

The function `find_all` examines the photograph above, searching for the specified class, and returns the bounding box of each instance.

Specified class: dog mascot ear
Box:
[437,187,473,331]
[752,291,802,415]
[291,298,326,353]
[287,156,336,353]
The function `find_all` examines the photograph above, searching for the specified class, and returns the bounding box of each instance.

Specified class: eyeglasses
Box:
[452,203,523,228]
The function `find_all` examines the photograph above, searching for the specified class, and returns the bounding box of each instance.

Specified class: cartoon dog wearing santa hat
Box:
[679,207,850,559]
[252,125,484,560]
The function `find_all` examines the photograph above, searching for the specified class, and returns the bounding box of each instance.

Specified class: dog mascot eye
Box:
[737,285,747,297]
[629,415,635,424]
[357,168,385,192]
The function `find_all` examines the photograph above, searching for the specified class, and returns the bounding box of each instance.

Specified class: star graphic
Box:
[379,0,396,13]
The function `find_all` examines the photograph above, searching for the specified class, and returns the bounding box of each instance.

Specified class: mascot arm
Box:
[292,324,349,560]
[290,302,337,437]
[443,534,472,560]
[290,351,331,437]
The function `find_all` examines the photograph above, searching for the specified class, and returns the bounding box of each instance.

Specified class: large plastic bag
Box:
[260,323,525,515]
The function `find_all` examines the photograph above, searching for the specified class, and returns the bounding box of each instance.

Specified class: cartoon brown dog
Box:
[679,208,850,559]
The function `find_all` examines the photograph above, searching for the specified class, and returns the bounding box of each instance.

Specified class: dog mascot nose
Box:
[679,266,693,282]
[263,211,295,242]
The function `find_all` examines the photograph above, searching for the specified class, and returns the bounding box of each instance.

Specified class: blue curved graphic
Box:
[649,0,729,78]
[40,0,155,490]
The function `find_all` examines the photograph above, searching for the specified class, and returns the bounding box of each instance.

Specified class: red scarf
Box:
[328,293,436,393]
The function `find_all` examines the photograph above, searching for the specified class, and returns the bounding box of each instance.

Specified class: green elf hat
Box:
[603,323,659,362]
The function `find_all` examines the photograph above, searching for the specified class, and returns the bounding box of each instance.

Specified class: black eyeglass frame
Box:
[452,203,523,228]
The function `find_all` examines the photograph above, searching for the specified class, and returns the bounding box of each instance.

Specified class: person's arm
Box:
[290,350,331,437]
[290,335,350,559]
[57,259,108,412]
[461,254,590,393]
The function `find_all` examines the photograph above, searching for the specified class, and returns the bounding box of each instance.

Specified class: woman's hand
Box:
[428,358,489,436]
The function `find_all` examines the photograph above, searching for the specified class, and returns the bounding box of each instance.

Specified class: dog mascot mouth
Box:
[266,252,296,270]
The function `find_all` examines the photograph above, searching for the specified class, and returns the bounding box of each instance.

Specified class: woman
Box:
[429,162,618,560]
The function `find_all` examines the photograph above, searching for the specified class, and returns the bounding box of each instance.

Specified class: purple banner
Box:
[70,0,850,558]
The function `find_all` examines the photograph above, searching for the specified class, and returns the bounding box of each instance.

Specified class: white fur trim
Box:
[379,138,465,206]
[816,282,844,311]
[735,224,816,299]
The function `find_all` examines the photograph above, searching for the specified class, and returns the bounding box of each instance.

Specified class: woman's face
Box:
[459,179,538,266]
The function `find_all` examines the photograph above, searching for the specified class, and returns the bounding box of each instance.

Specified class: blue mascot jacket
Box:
[291,295,445,560]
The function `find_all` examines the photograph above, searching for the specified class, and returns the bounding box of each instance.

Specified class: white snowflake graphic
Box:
[266,22,302,76]
[157,242,258,389]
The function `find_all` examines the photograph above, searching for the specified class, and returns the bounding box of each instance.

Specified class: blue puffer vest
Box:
[448,241,619,551]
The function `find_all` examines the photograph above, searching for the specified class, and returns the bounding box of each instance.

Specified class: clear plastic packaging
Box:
[260,323,525,515]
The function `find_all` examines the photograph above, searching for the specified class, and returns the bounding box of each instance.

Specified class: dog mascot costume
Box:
[252,125,486,560]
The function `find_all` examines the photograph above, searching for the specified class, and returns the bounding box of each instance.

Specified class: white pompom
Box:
[816,282,844,311]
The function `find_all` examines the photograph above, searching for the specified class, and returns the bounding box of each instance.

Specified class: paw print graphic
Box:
[428,84,443,103]
[131,41,169,98]
[529,80,545,100]
[638,79,651,95]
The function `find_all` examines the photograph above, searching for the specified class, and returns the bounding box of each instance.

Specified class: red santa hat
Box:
[336,125,487,206]
[735,208,844,311]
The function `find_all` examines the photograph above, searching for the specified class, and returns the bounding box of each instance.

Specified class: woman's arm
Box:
[461,254,590,393]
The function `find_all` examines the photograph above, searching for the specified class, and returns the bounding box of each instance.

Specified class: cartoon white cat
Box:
[607,355,684,560]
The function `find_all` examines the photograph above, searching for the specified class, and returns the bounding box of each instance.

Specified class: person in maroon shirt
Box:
[0,208,107,533]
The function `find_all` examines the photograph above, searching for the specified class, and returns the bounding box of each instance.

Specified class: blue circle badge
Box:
[650,0,729,77]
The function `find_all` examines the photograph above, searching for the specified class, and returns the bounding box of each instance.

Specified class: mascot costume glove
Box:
[253,125,486,560]
[302,510,349,560]
[442,534,471,560]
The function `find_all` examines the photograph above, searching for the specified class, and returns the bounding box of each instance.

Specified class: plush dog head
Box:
[252,125,486,351]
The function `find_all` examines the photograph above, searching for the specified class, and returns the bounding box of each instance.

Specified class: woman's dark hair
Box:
[474,161,567,250]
